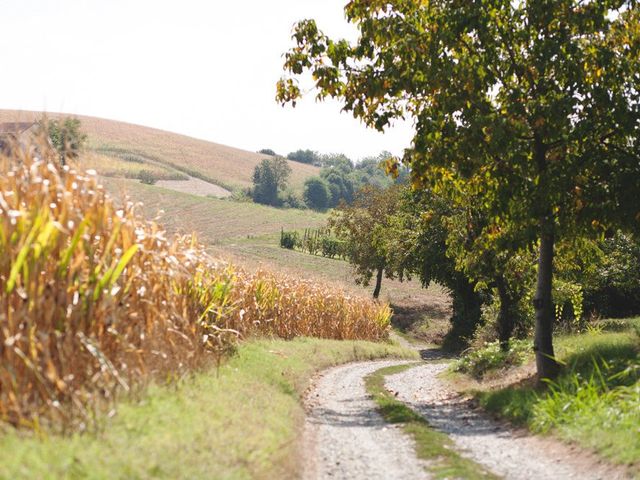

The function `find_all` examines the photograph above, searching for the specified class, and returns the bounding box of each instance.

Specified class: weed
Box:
[453,339,531,378]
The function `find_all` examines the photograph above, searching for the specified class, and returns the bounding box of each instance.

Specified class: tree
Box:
[320,153,354,172]
[443,204,532,350]
[278,1,640,380]
[388,187,486,348]
[583,231,640,318]
[330,185,404,298]
[321,169,355,207]
[303,177,330,210]
[287,149,319,165]
[41,117,87,165]
[258,148,277,156]
[251,157,292,206]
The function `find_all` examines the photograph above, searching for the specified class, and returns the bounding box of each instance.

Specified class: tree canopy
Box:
[303,177,330,210]
[330,185,405,298]
[251,156,292,206]
[278,0,640,379]
[287,149,319,165]
[41,117,87,165]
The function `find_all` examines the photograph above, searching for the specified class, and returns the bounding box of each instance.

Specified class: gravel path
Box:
[302,360,429,480]
[386,359,631,480]
[154,176,231,198]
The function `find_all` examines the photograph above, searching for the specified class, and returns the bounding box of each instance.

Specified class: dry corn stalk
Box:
[0,139,390,431]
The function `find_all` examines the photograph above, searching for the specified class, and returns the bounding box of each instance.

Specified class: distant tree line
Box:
[330,184,640,351]
[252,149,407,210]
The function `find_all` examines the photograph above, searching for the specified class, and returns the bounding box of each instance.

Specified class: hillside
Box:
[100,176,327,242]
[0,109,320,194]
[1,108,447,322]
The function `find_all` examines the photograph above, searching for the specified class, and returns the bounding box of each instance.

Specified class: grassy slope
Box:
[0,109,320,193]
[0,112,447,313]
[0,338,417,479]
[100,177,327,242]
[463,323,639,472]
[100,177,451,320]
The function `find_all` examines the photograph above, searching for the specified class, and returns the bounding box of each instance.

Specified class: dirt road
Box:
[302,351,630,479]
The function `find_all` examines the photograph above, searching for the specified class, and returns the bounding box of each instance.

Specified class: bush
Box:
[258,148,277,156]
[304,177,330,210]
[280,230,300,249]
[281,190,305,209]
[120,153,145,163]
[454,339,531,378]
[583,232,640,318]
[226,189,253,203]
[138,169,158,185]
[321,237,344,259]
[41,116,87,164]
[287,149,319,165]
[301,228,322,255]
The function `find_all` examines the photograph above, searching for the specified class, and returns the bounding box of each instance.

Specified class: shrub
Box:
[120,153,145,163]
[303,177,330,210]
[258,148,277,156]
[287,149,319,164]
[124,170,188,183]
[454,339,531,378]
[41,116,87,164]
[281,190,305,209]
[321,237,343,259]
[280,230,299,249]
[138,169,159,184]
[583,232,640,318]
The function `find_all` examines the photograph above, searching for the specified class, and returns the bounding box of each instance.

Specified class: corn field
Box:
[0,141,391,431]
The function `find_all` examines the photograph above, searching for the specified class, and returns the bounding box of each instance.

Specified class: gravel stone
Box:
[302,360,430,480]
[386,359,631,480]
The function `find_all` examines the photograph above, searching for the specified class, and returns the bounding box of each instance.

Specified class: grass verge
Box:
[365,364,497,480]
[474,326,639,473]
[0,338,416,479]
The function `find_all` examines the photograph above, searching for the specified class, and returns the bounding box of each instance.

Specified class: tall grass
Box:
[477,330,640,468]
[0,140,390,431]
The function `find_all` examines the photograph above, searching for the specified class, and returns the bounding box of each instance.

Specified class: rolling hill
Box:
[0,109,320,195]
[0,108,444,312]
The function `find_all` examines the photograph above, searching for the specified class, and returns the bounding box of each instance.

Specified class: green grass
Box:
[475,325,640,472]
[100,178,327,242]
[0,338,416,479]
[365,364,497,480]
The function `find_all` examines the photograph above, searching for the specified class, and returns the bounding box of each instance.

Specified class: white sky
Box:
[0,1,414,160]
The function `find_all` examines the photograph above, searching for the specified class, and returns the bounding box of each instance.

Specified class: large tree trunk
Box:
[496,277,516,352]
[533,223,560,380]
[443,275,483,350]
[372,266,384,299]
